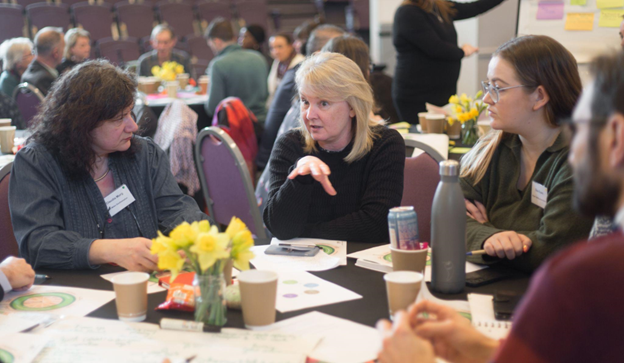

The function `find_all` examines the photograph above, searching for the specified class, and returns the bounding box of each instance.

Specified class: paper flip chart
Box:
[599,9,624,27]
[536,2,565,20]
[565,13,595,30]
[570,0,587,5]
[596,0,624,8]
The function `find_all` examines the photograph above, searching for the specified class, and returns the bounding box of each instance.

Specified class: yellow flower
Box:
[169,222,198,248]
[455,105,463,114]
[447,117,456,126]
[151,66,161,77]
[475,90,483,99]
[175,65,184,74]
[158,249,185,280]
[460,93,468,103]
[225,217,248,240]
[448,95,459,104]
[150,231,176,255]
[231,230,254,270]
[190,232,229,272]
[470,108,479,119]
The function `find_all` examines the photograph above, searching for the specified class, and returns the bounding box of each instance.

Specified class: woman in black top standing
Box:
[392,0,505,124]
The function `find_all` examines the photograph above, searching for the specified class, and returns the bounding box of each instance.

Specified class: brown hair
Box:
[271,32,294,45]
[461,35,582,184]
[205,17,234,42]
[30,60,137,180]
[321,35,370,82]
[403,0,456,23]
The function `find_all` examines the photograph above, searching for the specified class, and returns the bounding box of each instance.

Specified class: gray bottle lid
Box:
[439,160,460,176]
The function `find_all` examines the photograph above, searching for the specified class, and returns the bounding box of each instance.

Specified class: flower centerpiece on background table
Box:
[447,91,487,146]
[151,218,254,327]
[151,61,185,82]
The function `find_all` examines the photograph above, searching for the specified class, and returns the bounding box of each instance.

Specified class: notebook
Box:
[468,293,512,339]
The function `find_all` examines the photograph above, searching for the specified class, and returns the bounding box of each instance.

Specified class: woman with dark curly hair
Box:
[9,60,209,271]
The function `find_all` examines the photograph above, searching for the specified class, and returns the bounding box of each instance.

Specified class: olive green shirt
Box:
[461,132,593,273]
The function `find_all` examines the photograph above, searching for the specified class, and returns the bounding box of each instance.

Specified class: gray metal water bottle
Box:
[431,160,466,293]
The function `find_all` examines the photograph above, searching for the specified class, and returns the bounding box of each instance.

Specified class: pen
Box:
[35,274,51,279]
[466,250,487,256]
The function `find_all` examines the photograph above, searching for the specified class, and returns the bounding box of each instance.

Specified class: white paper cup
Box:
[0,119,10,127]
[384,271,423,318]
[111,272,149,322]
[238,270,278,330]
[166,81,179,98]
[0,126,16,154]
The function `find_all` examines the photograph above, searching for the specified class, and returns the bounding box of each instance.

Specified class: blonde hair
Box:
[64,28,90,59]
[460,35,581,184]
[295,52,383,163]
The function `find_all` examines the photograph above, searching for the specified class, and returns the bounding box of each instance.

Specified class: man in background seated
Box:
[204,18,268,128]
[0,256,35,301]
[21,27,64,95]
[376,51,624,363]
[136,25,192,78]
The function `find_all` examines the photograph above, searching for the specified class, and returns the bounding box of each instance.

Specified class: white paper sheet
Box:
[0,333,49,363]
[269,311,381,363]
[0,285,115,317]
[271,238,347,266]
[417,279,471,318]
[32,316,315,363]
[250,245,341,272]
[0,313,52,334]
[468,293,512,340]
[273,270,361,313]
[100,272,166,294]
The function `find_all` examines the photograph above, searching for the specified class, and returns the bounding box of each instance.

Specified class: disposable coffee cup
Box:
[238,270,278,330]
[384,271,423,318]
[176,73,189,89]
[390,247,428,273]
[425,114,446,134]
[418,112,429,133]
[111,272,149,322]
[0,119,10,127]
[166,81,179,98]
[198,75,209,95]
[0,126,16,154]
[137,76,159,94]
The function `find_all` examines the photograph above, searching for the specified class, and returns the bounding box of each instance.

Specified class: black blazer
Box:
[21,59,57,95]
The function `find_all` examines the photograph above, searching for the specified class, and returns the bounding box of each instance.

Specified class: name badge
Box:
[531,181,548,209]
[104,184,136,217]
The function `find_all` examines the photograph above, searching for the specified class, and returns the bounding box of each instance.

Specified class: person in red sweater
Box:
[376,51,624,363]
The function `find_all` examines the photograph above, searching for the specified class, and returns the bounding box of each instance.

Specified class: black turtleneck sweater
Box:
[263,127,405,243]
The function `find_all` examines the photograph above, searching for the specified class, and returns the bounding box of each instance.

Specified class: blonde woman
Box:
[263,52,405,243]
[57,28,91,74]
[461,35,593,272]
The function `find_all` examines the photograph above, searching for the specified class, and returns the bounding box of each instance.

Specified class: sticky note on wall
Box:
[537,2,565,19]
[596,0,624,8]
[565,13,595,30]
[599,9,624,27]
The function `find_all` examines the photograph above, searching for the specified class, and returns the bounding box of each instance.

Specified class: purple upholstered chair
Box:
[156,2,197,40]
[0,4,26,44]
[0,162,19,261]
[401,138,444,244]
[27,3,71,37]
[186,34,214,63]
[96,37,141,66]
[71,2,115,42]
[195,126,267,238]
[196,1,231,31]
[115,2,155,40]
[235,1,268,32]
[13,83,44,129]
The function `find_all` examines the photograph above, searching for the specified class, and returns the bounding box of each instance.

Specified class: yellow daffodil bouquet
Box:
[151,61,185,82]
[150,217,254,326]
[447,91,487,145]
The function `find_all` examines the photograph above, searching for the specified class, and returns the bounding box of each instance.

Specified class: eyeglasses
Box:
[481,81,528,104]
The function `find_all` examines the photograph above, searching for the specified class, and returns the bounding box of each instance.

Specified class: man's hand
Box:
[0,257,35,291]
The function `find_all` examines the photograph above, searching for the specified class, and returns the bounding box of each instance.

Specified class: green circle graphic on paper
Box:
[282,280,298,285]
[10,292,76,311]
[0,349,14,363]
[318,245,335,255]
[383,253,392,262]
[427,251,432,266]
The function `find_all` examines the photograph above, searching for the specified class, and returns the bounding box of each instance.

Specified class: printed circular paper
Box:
[10,292,76,311]
[318,245,335,255]
[282,280,298,285]
[304,290,320,295]
[283,294,298,298]
[0,349,14,363]
[383,253,392,262]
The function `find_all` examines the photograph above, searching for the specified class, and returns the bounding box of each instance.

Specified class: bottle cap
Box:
[439,160,460,176]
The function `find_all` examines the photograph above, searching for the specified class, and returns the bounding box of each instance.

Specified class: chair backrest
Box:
[13,83,44,129]
[196,1,231,31]
[195,126,267,238]
[27,3,71,37]
[235,1,268,32]
[185,34,213,62]
[72,2,115,42]
[401,139,443,244]
[96,37,141,66]
[0,162,19,261]
[156,2,197,40]
[115,2,155,39]
[0,4,26,44]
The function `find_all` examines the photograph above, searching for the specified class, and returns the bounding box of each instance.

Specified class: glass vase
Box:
[193,273,227,327]
[462,119,479,146]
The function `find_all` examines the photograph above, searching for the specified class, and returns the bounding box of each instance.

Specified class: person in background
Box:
[0,92,25,129]
[57,28,91,74]
[257,24,345,170]
[10,60,210,271]
[0,257,34,301]
[21,27,64,96]
[136,25,192,78]
[0,37,33,97]
[393,0,505,123]
[293,19,322,56]
[238,24,272,67]
[204,18,268,126]
[376,50,624,363]
[263,52,404,243]
[267,33,304,107]
[461,35,593,273]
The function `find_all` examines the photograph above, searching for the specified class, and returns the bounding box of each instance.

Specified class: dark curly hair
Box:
[30,60,137,180]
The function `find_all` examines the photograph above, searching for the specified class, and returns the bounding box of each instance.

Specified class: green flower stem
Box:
[194,273,227,327]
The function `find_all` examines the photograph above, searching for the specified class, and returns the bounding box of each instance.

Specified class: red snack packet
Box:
[156,283,195,312]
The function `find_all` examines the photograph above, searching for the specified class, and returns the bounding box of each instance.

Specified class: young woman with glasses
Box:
[460,35,593,273]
